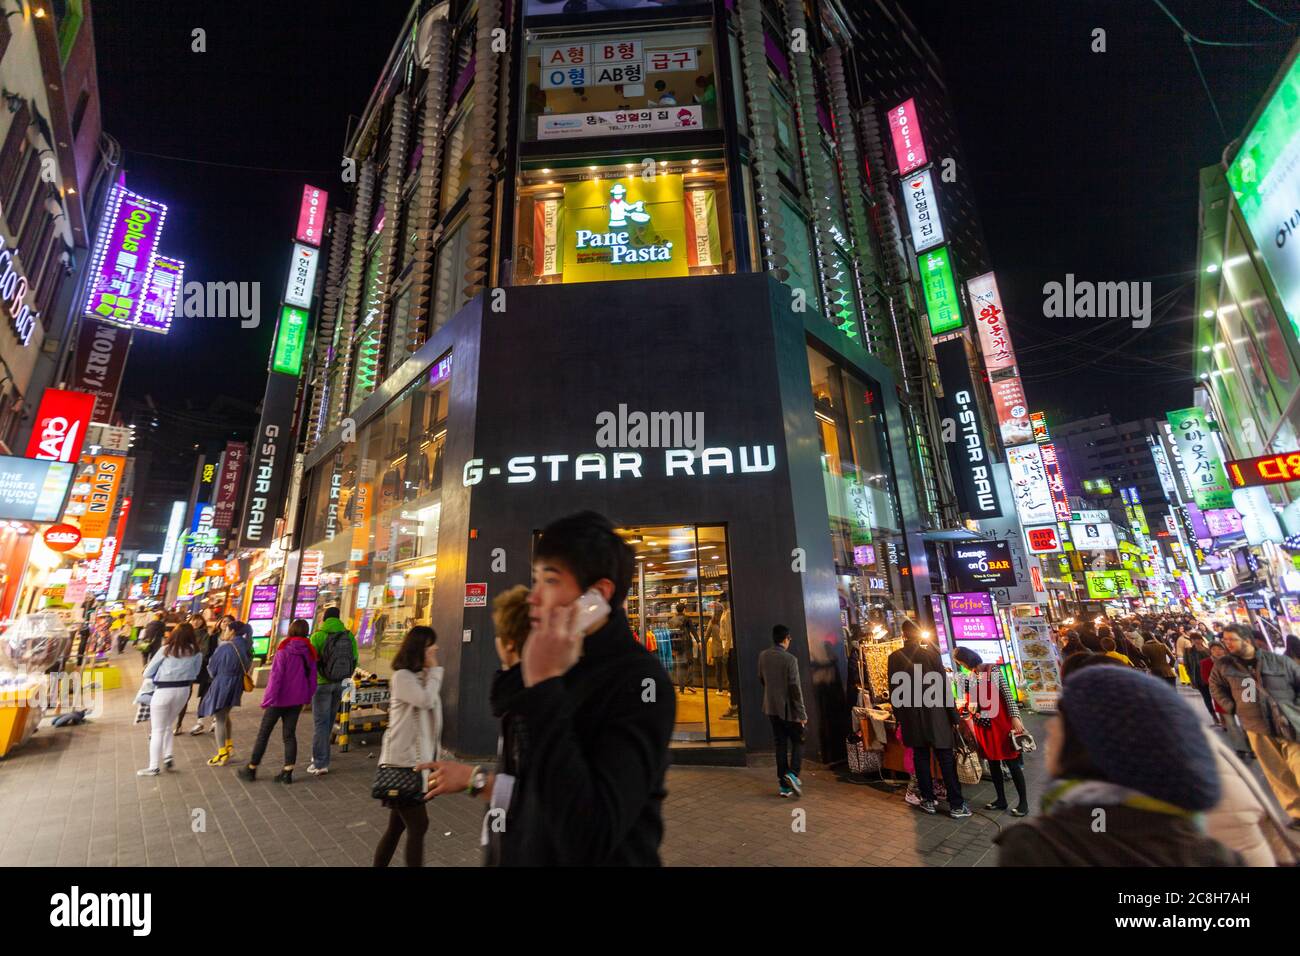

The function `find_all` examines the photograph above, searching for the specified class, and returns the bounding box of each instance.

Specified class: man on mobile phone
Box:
[422,511,676,865]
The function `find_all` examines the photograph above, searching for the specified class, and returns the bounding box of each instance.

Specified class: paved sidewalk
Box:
[0,652,1048,867]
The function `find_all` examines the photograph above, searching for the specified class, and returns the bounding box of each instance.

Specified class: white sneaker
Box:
[136,768,160,777]
[306,764,329,776]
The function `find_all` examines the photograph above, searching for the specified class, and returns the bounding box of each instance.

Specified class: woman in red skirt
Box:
[954,646,1030,816]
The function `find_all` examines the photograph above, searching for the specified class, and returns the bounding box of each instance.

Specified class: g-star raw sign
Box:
[574,185,673,264]
[903,169,944,253]
[25,389,95,463]
[463,445,777,485]
[240,372,298,548]
[934,337,1000,518]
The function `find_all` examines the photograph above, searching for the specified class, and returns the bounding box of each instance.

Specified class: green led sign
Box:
[918,246,962,336]
[272,305,309,376]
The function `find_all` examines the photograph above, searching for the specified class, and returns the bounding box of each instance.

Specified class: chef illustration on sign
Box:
[607,183,651,228]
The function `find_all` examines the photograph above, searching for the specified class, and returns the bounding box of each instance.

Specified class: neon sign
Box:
[1227,451,1300,488]
[574,184,673,264]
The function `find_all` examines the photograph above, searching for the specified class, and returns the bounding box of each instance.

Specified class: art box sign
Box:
[1165,407,1234,510]
[25,389,95,463]
[71,320,130,422]
[902,168,944,253]
[83,186,168,331]
[888,98,928,175]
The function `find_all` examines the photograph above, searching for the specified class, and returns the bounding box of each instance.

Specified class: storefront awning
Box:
[919,529,988,542]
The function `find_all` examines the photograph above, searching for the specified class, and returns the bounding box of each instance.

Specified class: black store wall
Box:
[431,272,853,761]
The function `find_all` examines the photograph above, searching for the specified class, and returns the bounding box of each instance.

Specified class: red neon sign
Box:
[1226,451,1300,488]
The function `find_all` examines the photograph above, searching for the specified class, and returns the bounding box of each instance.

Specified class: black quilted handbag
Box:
[371,765,424,805]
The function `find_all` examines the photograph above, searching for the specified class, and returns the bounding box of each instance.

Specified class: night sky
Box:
[92,0,1298,427]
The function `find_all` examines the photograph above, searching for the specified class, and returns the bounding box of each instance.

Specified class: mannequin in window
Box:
[667,602,698,694]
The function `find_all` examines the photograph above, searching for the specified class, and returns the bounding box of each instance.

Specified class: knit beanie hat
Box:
[1060,666,1220,811]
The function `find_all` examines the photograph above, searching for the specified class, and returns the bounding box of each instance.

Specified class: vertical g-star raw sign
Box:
[934,337,1001,518]
[240,372,298,547]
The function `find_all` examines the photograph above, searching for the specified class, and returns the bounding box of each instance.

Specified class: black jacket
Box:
[886,642,959,749]
[498,609,675,866]
[996,804,1243,866]
[141,621,166,655]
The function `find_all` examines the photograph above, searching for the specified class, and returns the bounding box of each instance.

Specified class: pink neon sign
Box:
[888,98,927,175]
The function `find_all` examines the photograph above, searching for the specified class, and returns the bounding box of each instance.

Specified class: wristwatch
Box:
[466,765,488,797]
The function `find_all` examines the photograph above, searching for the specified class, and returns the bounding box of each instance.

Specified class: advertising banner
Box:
[946,592,994,616]
[934,337,1000,518]
[966,272,1018,373]
[0,456,74,521]
[70,319,131,422]
[349,482,373,565]
[918,245,962,336]
[1008,612,1061,712]
[538,106,702,140]
[560,175,688,283]
[888,97,928,175]
[83,186,168,331]
[1226,54,1300,338]
[136,257,184,334]
[1226,450,1300,488]
[25,389,95,464]
[1024,524,1063,554]
[1006,443,1056,526]
[989,374,1032,446]
[685,188,722,268]
[1038,441,1072,520]
[74,455,125,554]
[902,168,944,253]
[1069,520,1119,550]
[948,540,1016,590]
[533,198,563,277]
[272,305,310,376]
[1166,407,1234,510]
[212,441,248,532]
[240,372,298,548]
[284,243,319,310]
[950,614,1001,642]
[295,185,329,247]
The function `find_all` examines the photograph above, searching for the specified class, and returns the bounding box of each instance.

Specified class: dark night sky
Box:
[902,0,1297,424]
[92,0,1299,427]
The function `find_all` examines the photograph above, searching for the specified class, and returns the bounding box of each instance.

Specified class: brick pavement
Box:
[0,651,1050,867]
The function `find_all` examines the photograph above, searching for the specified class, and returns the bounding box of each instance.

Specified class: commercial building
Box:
[261,0,1018,760]
[1050,414,1169,511]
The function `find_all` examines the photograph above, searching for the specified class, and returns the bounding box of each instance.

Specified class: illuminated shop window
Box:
[513,157,734,285]
[522,25,718,143]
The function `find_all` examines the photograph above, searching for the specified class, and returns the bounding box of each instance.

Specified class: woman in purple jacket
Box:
[238,620,317,784]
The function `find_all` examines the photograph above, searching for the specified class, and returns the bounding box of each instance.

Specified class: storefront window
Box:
[618,523,739,743]
[297,355,452,675]
[807,345,915,638]
[523,25,719,143]
[441,97,473,213]
[431,216,470,331]
[779,195,818,301]
[513,157,735,285]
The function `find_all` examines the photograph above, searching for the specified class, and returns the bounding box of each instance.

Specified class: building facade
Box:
[262,0,1016,760]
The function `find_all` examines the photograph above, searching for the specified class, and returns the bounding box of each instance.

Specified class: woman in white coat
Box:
[1202,725,1299,866]
[372,626,443,867]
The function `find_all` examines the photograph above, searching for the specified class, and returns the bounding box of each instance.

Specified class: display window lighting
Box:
[1206,263,1218,273]
[1202,309,1213,318]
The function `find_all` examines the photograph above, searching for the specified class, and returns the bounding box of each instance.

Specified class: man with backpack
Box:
[308,607,359,776]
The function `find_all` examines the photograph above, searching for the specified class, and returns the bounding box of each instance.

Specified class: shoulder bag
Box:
[236,644,255,693]
[954,735,984,786]
[371,682,436,805]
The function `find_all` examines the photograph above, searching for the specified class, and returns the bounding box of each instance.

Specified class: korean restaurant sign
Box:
[989,375,1032,446]
[903,169,944,253]
[83,186,169,332]
[1165,407,1234,510]
[540,40,699,90]
[136,257,184,334]
[1006,443,1056,526]
[562,176,687,283]
[538,106,702,141]
[966,272,1018,373]
[295,185,329,247]
[25,389,95,463]
[284,243,319,309]
[918,246,962,336]
[888,98,927,175]
[272,305,309,376]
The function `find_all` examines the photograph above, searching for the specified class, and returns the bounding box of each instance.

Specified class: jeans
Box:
[250,705,303,768]
[769,716,803,785]
[312,682,344,768]
[912,745,965,809]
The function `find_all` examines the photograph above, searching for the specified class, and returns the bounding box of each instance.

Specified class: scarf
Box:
[1042,779,1201,823]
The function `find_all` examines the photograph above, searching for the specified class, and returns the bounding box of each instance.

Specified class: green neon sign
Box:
[272,305,309,376]
[918,246,962,336]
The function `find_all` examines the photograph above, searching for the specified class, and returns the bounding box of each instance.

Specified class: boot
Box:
[273,770,293,785]
[237,766,256,782]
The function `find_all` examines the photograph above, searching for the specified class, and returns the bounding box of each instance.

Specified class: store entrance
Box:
[618,524,740,743]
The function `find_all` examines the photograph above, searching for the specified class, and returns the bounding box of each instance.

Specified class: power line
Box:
[1151,0,1294,45]
[1247,0,1295,27]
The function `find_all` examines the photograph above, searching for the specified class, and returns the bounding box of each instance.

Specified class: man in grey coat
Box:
[1210,623,1300,828]
[758,624,807,797]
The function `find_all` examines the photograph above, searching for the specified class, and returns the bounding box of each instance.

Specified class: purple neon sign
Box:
[83,186,169,331]
[136,256,184,334]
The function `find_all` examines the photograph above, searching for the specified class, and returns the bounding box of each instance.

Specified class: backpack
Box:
[319,630,357,682]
